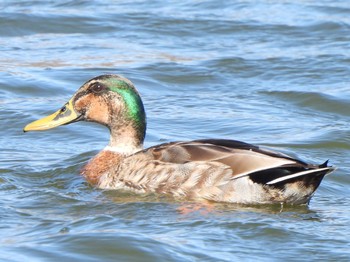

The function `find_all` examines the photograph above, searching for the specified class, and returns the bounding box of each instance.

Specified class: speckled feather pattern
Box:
[82,140,333,204]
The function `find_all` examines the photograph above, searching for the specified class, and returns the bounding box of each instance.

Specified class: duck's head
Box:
[24,74,146,153]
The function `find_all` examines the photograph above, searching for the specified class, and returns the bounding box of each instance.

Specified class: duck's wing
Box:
[111,139,334,203]
[144,139,333,185]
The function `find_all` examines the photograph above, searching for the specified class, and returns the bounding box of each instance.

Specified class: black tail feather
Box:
[320,160,329,168]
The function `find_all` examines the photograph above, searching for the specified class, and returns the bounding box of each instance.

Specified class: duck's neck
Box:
[106,123,144,156]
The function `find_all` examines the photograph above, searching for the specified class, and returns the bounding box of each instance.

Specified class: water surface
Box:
[1,1,350,261]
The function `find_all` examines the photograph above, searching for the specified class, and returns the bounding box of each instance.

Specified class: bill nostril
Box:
[60,105,67,113]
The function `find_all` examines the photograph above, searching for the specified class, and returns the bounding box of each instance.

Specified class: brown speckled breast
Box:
[81,150,122,185]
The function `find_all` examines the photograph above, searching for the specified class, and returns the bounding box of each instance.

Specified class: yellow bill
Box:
[23,98,80,132]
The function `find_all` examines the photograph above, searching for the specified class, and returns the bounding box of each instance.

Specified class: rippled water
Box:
[1,1,350,261]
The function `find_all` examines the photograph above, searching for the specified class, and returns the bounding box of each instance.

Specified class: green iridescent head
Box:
[24,74,147,145]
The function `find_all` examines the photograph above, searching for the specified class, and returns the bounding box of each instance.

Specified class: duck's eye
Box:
[91,83,105,94]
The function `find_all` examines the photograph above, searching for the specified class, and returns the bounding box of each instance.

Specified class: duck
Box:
[24,74,335,205]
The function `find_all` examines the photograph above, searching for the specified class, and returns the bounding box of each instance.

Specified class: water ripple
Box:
[1,0,350,261]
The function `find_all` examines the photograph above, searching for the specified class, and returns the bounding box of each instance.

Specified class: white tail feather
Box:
[266,167,333,185]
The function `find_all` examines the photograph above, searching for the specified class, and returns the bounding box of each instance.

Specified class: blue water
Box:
[1,1,350,261]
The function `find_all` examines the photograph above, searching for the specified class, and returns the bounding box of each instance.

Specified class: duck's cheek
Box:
[85,104,109,124]
[73,95,107,124]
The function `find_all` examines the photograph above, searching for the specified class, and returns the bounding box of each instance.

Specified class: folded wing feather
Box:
[145,139,322,185]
